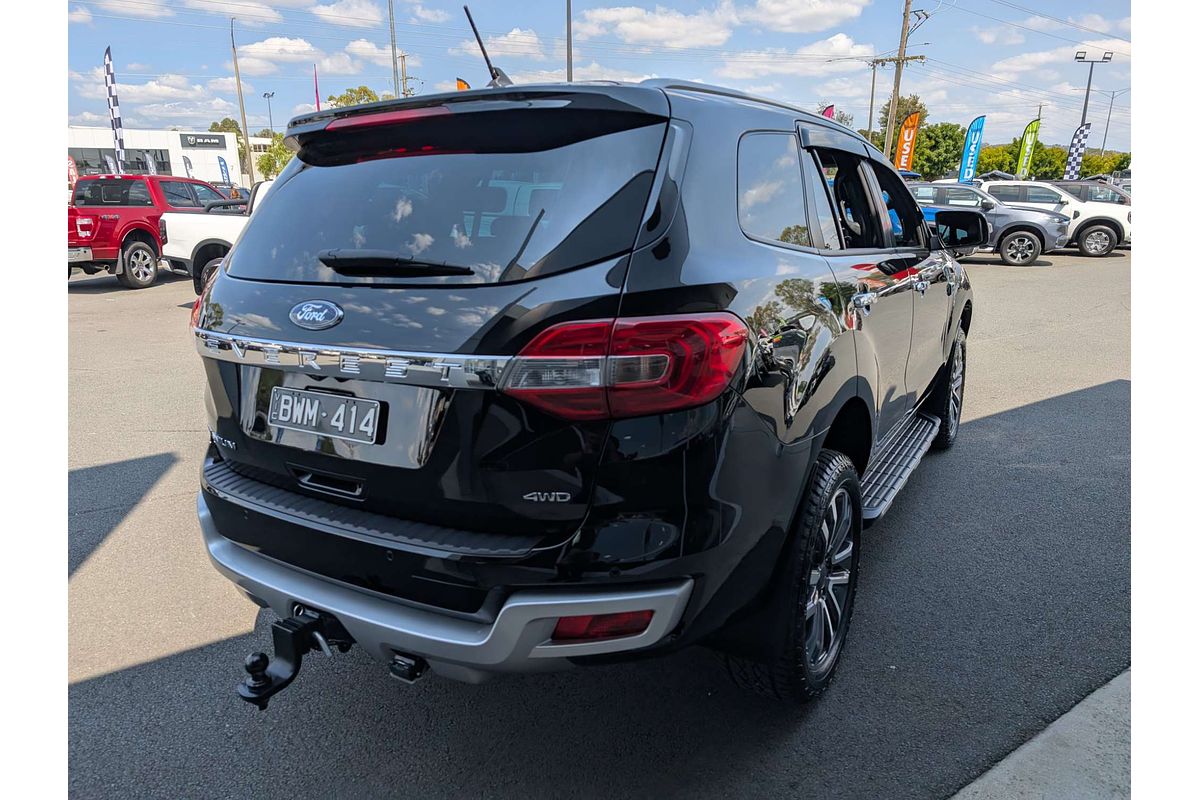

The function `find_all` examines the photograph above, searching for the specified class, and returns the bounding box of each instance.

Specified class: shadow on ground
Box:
[69,453,177,575]
[67,272,190,295]
[69,382,1130,799]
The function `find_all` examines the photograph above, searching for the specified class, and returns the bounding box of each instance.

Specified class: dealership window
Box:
[737,132,810,248]
[69,147,172,176]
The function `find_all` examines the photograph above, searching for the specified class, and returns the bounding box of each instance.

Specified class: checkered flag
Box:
[103,46,125,174]
[1063,122,1092,180]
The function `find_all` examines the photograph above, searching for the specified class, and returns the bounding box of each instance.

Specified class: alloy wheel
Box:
[805,486,855,671]
[1005,235,1036,264]
[128,248,155,282]
[1084,229,1112,254]
[947,339,964,438]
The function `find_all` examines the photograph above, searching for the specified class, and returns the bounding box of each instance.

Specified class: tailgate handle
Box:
[290,467,364,500]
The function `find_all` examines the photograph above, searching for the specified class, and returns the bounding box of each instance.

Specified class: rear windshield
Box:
[227,114,667,285]
[73,179,153,207]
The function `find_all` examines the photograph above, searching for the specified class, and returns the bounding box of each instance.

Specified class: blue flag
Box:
[958,115,986,183]
[217,155,231,184]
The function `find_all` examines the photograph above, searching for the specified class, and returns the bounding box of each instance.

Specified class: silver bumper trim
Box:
[199,493,693,680]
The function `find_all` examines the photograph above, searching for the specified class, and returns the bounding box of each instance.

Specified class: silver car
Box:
[911,182,1070,266]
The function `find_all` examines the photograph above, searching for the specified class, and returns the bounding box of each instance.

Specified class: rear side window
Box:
[161,181,200,207]
[912,186,936,204]
[1025,186,1063,204]
[229,112,667,285]
[1086,185,1127,204]
[811,148,884,250]
[988,185,1021,203]
[868,162,926,248]
[72,179,153,207]
[193,184,225,205]
[801,152,841,249]
[737,133,810,248]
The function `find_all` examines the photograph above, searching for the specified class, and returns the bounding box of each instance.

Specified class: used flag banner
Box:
[182,155,194,178]
[143,152,157,175]
[958,115,986,183]
[217,156,231,184]
[68,156,79,188]
[103,154,117,174]
[456,78,471,91]
[1016,118,1040,179]
[894,112,921,171]
[103,47,125,174]
[820,104,835,119]
[1063,122,1092,180]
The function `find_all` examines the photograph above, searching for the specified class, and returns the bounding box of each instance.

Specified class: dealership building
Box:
[68,126,271,186]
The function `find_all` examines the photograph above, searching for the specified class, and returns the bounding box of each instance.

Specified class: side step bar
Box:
[861,412,941,520]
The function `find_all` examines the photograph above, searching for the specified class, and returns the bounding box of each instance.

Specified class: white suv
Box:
[978,180,1131,257]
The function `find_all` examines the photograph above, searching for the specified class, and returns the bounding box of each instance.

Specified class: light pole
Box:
[1099,88,1130,155]
[566,1,573,82]
[262,91,275,133]
[1074,50,1113,128]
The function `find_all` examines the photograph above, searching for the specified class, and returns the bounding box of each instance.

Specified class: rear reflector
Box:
[324,105,450,131]
[552,610,654,642]
[500,313,748,420]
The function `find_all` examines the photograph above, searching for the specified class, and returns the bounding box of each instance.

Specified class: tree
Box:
[913,122,965,180]
[327,85,391,108]
[208,117,250,175]
[1029,145,1067,180]
[254,128,274,140]
[877,94,929,158]
[256,132,294,179]
[976,145,1015,175]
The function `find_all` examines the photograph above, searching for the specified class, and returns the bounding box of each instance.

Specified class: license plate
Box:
[68,247,92,263]
[268,387,381,444]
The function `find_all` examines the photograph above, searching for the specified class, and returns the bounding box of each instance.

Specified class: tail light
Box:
[324,105,449,131]
[158,217,168,245]
[552,610,654,642]
[501,313,748,420]
[75,216,94,239]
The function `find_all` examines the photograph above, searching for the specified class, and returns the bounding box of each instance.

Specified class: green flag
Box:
[1016,118,1041,179]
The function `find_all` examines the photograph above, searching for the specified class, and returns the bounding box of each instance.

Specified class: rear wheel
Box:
[194,256,225,295]
[1077,224,1116,257]
[723,449,861,703]
[998,230,1042,266]
[117,240,158,289]
[928,326,966,450]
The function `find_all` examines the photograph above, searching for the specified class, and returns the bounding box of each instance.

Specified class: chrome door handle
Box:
[914,279,930,294]
[850,291,878,315]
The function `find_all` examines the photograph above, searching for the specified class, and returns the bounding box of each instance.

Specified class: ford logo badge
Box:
[289,300,343,331]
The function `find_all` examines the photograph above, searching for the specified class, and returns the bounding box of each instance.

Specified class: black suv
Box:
[192,82,980,707]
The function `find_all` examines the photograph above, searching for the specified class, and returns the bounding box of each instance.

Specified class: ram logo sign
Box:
[523,491,572,503]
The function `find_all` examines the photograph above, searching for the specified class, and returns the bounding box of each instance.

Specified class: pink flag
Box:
[314,64,321,112]
[820,104,835,119]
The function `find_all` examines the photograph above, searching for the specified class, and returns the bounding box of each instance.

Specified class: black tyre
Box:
[117,240,158,289]
[928,326,966,450]
[1076,223,1117,257]
[997,230,1042,266]
[194,256,225,295]
[723,449,862,703]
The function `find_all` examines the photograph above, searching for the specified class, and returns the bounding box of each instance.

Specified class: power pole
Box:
[1099,88,1130,155]
[400,52,411,97]
[868,53,924,146]
[566,1,573,82]
[230,18,255,185]
[883,0,914,161]
[387,0,400,98]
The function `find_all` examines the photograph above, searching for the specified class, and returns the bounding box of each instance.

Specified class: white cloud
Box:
[291,103,319,115]
[318,53,362,75]
[312,0,385,28]
[69,110,109,126]
[345,39,421,69]
[71,69,211,103]
[509,61,658,84]
[241,36,322,63]
[125,62,149,71]
[972,26,1024,46]
[95,0,172,18]
[235,57,280,76]
[742,180,782,209]
[578,4,737,49]
[207,76,253,94]
[717,33,873,80]
[184,0,282,23]
[990,38,1130,74]
[406,233,434,255]
[452,28,546,61]
[68,5,92,24]
[737,1,870,33]
[132,97,238,123]
[409,3,449,23]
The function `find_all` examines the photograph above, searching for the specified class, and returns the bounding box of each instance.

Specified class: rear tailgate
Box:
[196,86,671,545]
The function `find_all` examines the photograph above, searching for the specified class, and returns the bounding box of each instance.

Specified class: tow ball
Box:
[238,608,352,711]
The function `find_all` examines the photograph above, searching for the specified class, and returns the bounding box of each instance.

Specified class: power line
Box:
[981,0,1131,43]
[943,4,1131,56]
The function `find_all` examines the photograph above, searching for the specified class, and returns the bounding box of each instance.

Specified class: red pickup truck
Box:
[68,174,228,289]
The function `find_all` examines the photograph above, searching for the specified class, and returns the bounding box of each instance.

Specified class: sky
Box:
[67,1,1132,151]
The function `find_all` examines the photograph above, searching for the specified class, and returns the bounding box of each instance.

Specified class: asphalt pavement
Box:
[68,249,1131,799]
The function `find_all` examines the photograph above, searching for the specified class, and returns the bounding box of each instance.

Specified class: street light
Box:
[1074,50,1114,128]
[262,91,275,134]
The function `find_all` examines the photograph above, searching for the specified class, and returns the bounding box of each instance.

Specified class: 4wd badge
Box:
[523,491,572,503]
[289,300,344,331]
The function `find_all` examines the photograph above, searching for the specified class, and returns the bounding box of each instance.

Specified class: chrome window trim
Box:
[193,327,512,390]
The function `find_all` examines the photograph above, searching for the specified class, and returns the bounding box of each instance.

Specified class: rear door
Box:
[801,137,915,441]
[194,89,671,541]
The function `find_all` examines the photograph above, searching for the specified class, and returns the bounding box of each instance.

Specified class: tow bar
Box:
[237,607,352,711]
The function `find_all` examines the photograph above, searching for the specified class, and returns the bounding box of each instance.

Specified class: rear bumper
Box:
[68,247,93,263]
[198,492,694,683]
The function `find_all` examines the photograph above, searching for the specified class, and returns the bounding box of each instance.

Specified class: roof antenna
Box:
[463,5,513,87]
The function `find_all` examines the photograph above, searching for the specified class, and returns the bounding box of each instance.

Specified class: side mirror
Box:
[980,199,995,211]
[933,209,988,250]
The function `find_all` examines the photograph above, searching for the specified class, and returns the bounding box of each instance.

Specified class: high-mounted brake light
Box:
[500,313,749,421]
[324,105,450,131]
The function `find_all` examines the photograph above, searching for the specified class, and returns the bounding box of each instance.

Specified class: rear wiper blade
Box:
[317,249,474,276]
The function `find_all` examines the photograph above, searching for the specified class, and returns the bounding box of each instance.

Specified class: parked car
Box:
[978,180,1131,257]
[68,173,228,288]
[192,81,981,708]
[911,182,1070,265]
[212,181,248,200]
[162,179,275,293]
[1050,180,1131,206]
